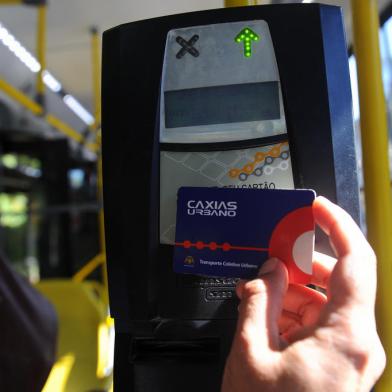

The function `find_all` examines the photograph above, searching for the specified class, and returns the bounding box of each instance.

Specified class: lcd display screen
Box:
[164,82,280,128]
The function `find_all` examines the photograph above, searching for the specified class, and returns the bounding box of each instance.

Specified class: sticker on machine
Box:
[160,142,295,245]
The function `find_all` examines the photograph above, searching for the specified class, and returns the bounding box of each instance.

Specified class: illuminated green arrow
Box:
[235,28,260,58]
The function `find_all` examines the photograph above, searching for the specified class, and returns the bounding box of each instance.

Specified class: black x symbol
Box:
[176,35,200,59]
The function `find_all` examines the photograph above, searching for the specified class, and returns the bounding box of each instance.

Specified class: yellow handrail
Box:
[224,0,257,7]
[72,254,105,283]
[0,79,43,115]
[0,78,98,152]
[0,0,23,4]
[36,4,46,103]
[351,0,392,390]
[46,114,84,142]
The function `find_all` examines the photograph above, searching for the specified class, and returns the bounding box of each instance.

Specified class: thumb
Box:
[235,258,288,354]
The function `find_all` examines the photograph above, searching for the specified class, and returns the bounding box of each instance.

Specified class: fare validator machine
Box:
[102,4,359,391]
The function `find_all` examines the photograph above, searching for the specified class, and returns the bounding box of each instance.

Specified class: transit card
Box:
[173,187,315,284]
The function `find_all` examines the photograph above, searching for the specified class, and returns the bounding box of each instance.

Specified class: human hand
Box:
[221,196,385,392]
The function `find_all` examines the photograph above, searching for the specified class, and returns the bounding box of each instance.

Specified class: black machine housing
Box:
[102,4,359,391]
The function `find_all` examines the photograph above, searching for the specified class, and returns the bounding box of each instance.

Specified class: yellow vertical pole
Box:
[0,1,23,5]
[351,0,392,390]
[91,26,101,130]
[224,0,257,6]
[36,4,46,105]
[91,27,108,304]
[97,147,108,304]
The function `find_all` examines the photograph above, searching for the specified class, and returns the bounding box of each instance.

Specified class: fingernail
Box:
[315,195,334,207]
[258,257,279,276]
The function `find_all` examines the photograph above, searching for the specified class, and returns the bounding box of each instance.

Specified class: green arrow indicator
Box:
[235,28,260,58]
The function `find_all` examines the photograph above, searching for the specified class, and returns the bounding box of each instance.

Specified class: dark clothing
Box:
[0,251,57,391]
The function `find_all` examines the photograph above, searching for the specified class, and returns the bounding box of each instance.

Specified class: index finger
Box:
[313,196,371,258]
[313,196,377,314]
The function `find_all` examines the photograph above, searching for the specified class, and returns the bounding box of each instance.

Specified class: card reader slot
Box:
[160,134,288,152]
[179,275,239,288]
[130,338,220,363]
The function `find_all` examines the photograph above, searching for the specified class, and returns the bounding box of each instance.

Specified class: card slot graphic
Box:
[228,142,290,181]
[175,240,269,252]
